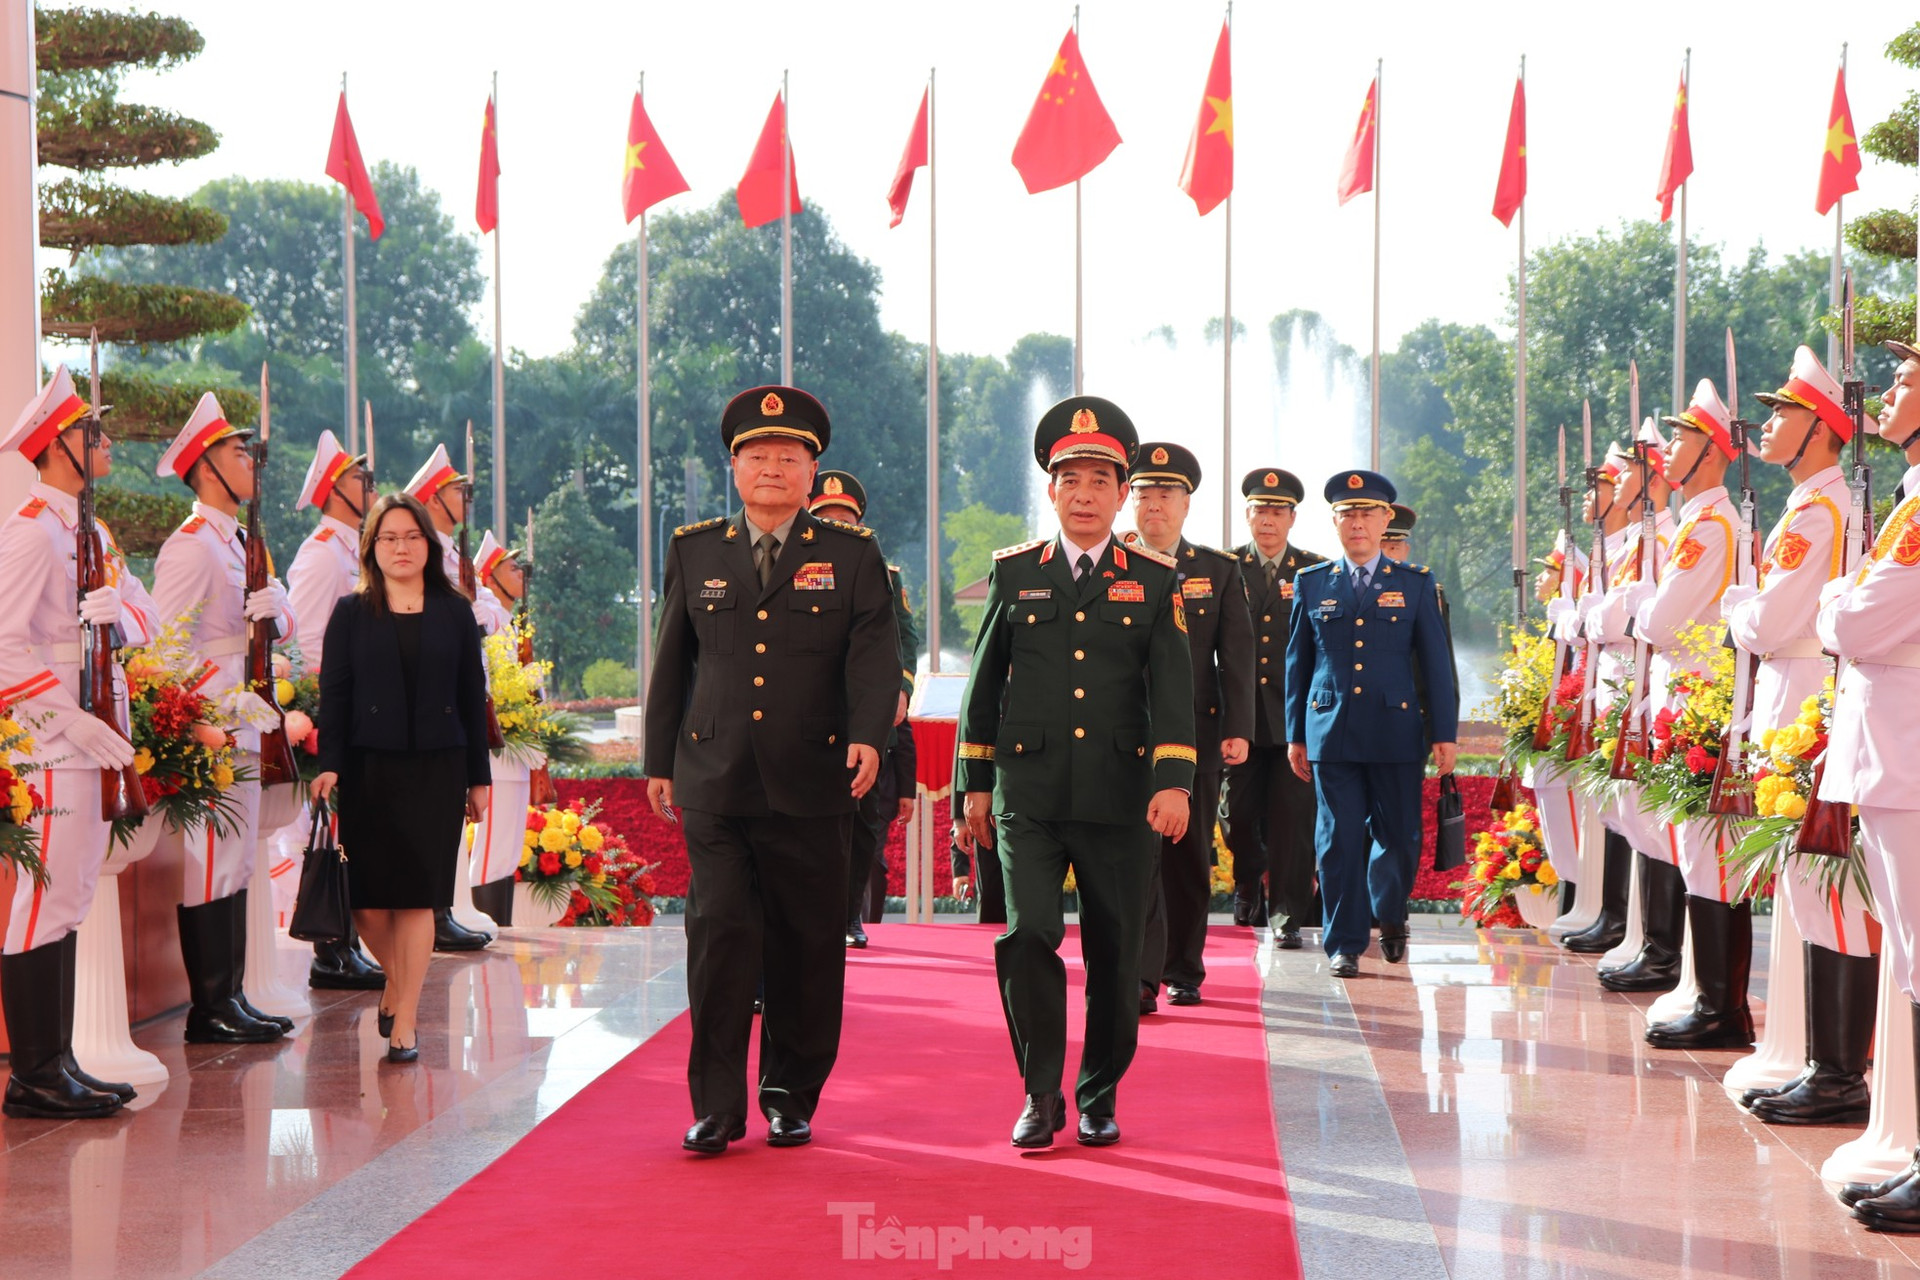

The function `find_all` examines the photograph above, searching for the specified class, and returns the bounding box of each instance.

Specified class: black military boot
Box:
[2,941,122,1118]
[1231,883,1268,928]
[1853,1003,1920,1232]
[471,878,516,929]
[56,931,135,1101]
[228,891,294,1034]
[1645,896,1754,1050]
[1752,943,1876,1125]
[179,901,283,1044]
[1563,830,1631,953]
[1597,854,1684,992]
[433,906,492,952]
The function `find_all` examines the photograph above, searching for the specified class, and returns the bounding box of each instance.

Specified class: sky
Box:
[75,0,1913,389]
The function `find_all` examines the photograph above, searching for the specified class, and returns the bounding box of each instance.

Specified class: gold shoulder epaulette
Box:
[1193,542,1237,564]
[180,515,207,534]
[314,525,336,543]
[672,516,726,538]
[815,516,872,539]
[993,538,1047,561]
[15,497,47,519]
[1295,557,1334,576]
[1129,542,1177,569]
[1406,562,1431,575]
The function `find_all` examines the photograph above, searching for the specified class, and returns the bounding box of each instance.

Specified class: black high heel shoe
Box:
[385,1037,418,1064]
[378,1008,394,1039]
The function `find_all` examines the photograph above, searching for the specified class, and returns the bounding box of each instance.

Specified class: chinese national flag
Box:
[738,92,800,228]
[1655,71,1692,222]
[887,88,928,229]
[1336,77,1377,206]
[1177,22,1232,216]
[475,95,501,234]
[1491,77,1526,227]
[1815,67,1862,216]
[623,92,689,224]
[1011,28,1121,195]
[325,92,384,240]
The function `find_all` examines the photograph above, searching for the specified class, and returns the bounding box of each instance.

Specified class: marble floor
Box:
[4,916,1919,1278]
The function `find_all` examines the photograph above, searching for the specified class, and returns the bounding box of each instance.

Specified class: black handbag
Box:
[288,797,351,943]
[1433,773,1466,872]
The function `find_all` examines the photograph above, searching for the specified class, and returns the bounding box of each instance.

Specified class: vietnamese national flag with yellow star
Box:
[623,92,689,224]
[1177,21,1232,216]
[475,95,501,234]
[1655,70,1692,222]
[1815,67,1861,215]
[1491,77,1526,228]
[325,92,383,240]
[1336,76,1377,206]
[1011,28,1121,195]
[738,92,800,228]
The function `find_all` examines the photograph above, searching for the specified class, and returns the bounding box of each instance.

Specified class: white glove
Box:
[1718,584,1759,618]
[244,583,288,622]
[1819,575,1853,608]
[1545,597,1579,642]
[1620,581,1655,616]
[65,714,135,771]
[79,585,122,626]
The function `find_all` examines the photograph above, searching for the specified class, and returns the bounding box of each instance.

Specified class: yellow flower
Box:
[212,762,234,790]
[133,747,154,775]
[519,848,535,868]
[1775,793,1808,821]
[564,848,584,868]
[1773,723,1818,760]
[1759,727,1777,752]
[9,780,31,823]
[539,826,572,853]
[1499,861,1523,880]
[1473,862,1494,883]
[560,812,582,834]
[591,872,607,887]
[1537,861,1559,886]
[275,678,296,706]
[1796,707,1824,730]
[543,809,568,831]
[579,824,604,852]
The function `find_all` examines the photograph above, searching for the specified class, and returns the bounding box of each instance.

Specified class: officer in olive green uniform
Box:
[1123,442,1253,1010]
[643,386,901,1155]
[1223,470,1328,947]
[805,470,921,946]
[956,396,1196,1149]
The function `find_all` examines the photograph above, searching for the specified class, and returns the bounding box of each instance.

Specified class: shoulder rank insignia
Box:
[815,517,871,539]
[16,497,46,519]
[1772,530,1812,571]
[1896,516,1920,568]
[672,516,726,538]
[1406,562,1430,575]
[1672,537,1707,571]
[181,515,207,534]
[1128,542,1177,569]
[314,526,335,543]
[1295,558,1334,577]
[993,538,1048,561]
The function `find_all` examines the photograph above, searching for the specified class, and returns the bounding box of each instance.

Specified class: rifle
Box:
[1530,424,1576,751]
[1610,363,1655,781]
[77,331,149,823]
[462,422,507,751]
[1566,402,1610,761]
[1798,275,1870,856]
[521,505,558,806]
[1709,331,1760,815]
[247,363,300,787]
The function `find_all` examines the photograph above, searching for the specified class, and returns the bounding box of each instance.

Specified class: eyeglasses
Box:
[374,533,427,548]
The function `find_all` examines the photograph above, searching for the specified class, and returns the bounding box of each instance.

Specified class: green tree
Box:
[943,502,1028,640]
[1841,23,1918,345]
[530,484,637,697]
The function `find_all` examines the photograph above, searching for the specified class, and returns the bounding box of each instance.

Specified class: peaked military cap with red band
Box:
[1033,395,1137,472]
[1,366,91,461]
[404,443,464,503]
[1755,345,1852,442]
[723,385,831,455]
[1129,441,1201,492]
[1628,417,1671,473]
[155,391,251,482]
[297,429,364,510]
[1325,468,1396,511]
[1241,468,1304,507]
[1887,339,1919,365]
[808,469,867,518]
[1383,503,1417,539]
[474,530,513,582]
[1662,378,1737,460]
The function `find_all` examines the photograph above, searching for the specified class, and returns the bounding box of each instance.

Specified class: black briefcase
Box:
[1433,773,1466,872]
[289,797,351,943]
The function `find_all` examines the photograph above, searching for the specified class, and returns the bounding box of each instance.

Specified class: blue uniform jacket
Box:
[1283,557,1458,763]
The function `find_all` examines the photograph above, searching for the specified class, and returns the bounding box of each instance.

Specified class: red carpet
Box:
[348,925,1300,1278]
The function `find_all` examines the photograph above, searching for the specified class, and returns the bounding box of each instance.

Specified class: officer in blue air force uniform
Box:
[1285,471,1458,978]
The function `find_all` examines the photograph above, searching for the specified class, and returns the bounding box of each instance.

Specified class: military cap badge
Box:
[761,391,785,417]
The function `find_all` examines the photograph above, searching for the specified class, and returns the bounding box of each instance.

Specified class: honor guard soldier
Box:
[475,531,525,608]
[643,386,901,1155]
[152,392,296,1044]
[284,429,385,991]
[0,368,157,1117]
[1818,339,1920,1233]
[955,396,1195,1149]
[804,470,920,949]
[1223,468,1327,947]
[1285,470,1458,978]
[467,530,536,926]
[1124,442,1252,1009]
[1725,345,1874,1124]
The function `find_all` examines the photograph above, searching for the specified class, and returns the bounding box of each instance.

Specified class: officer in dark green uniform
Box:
[805,469,921,947]
[1223,469,1328,947]
[643,386,901,1155]
[955,396,1196,1149]
[1124,442,1252,1010]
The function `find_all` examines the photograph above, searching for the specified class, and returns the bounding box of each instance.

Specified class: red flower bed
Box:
[1409,774,1514,902]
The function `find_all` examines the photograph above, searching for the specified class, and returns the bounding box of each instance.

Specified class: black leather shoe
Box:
[1076,1113,1120,1146]
[846,917,869,949]
[1167,983,1201,1006]
[237,995,295,1035]
[1138,985,1157,1016]
[1843,1160,1920,1208]
[1598,855,1686,992]
[1011,1092,1066,1148]
[384,1038,418,1064]
[378,1007,395,1039]
[55,935,135,1101]
[768,1115,813,1147]
[310,937,387,990]
[682,1114,747,1154]
[433,907,491,952]
[1751,943,1877,1126]
[1742,1069,1809,1110]
[1330,954,1360,978]
[1380,924,1409,965]
[1644,897,1755,1050]
[1563,831,1632,953]
[2,943,123,1119]
[1278,929,1303,951]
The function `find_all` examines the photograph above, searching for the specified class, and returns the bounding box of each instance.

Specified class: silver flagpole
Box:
[1673,49,1689,411]
[637,73,653,687]
[1072,5,1083,396]
[490,69,507,534]
[1513,54,1528,625]
[926,68,942,673]
[1829,43,1847,372]
[781,70,793,385]
[1219,0,1232,545]
[1370,56,1382,469]
[342,72,358,454]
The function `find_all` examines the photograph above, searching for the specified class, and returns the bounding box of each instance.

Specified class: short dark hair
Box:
[355,492,464,614]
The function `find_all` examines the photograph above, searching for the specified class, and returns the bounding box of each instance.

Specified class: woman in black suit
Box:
[312,493,492,1063]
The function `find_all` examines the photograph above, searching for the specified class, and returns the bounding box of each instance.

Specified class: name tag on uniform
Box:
[1377,591,1406,608]
[1314,598,1343,619]
[699,578,728,599]
[1018,588,1052,600]
[1107,580,1145,602]
[793,562,836,590]
[1181,577,1213,598]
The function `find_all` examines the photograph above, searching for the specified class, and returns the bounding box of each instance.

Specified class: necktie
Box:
[1263,560,1278,591]
[756,533,780,588]
[1353,564,1369,594]
[1075,552,1094,582]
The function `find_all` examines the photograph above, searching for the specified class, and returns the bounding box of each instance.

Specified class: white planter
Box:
[258,782,302,832]
[512,880,568,927]
[103,816,162,868]
[1513,883,1560,930]
[72,878,169,1087]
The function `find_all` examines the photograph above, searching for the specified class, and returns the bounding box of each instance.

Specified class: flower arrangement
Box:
[0,706,49,887]
[1638,623,1738,824]
[1455,802,1556,927]
[484,625,589,767]
[1479,624,1558,770]
[1724,678,1866,902]
[517,798,659,926]
[1573,673,1633,803]
[116,617,254,846]
[271,650,321,779]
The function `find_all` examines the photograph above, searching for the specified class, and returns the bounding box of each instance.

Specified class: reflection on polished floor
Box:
[1272,915,1920,1279]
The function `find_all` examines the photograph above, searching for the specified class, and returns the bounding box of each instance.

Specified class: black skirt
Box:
[340,747,469,910]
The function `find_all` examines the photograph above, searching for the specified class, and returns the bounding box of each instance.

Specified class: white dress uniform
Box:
[436,528,511,636]
[1585,510,1674,859]
[286,514,360,672]
[1817,462,1920,999]
[0,483,157,953]
[151,500,295,907]
[1724,466,1872,953]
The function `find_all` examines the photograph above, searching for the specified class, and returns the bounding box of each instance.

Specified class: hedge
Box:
[39,177,228,252]
[41,274,249,345]
[35,8,203,75]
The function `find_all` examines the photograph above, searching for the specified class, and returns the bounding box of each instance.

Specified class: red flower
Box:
[583,854,604,876]
[1653,707,1679,742]
[538,851,561,876]
[301,728,320,755]
[1684,744,1715,775]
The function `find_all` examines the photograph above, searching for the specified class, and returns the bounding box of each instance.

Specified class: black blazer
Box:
[316,590,493,787]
